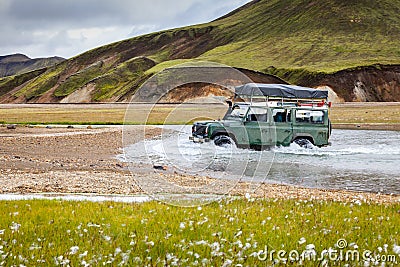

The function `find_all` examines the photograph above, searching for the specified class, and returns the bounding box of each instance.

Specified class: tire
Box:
[214,135,233,147]
[294,138,314,149]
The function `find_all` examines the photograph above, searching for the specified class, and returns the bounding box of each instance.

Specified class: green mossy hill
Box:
[1,0,400,103]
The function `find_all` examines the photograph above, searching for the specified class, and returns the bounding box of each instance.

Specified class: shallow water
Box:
[122,126,400,194]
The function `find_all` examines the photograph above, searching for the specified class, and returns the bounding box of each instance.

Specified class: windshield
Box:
[225,104,248,120]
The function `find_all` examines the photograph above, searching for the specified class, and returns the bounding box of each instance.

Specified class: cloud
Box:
[0,0,251,58]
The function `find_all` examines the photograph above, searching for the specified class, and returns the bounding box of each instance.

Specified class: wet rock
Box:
[7,124,17,129]
[46,125,53,129]
[67,125,74,129]
[153,165,167,171]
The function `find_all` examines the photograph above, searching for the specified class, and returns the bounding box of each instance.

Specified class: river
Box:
[122,127,400,195]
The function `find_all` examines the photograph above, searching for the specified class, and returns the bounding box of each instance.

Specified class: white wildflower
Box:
[383,244,388,253]
[165,233,172,239]
[69,246,79,255]
[210,242,220,251]
[114,247,122,256]
[87,223,100,228]
[79,251,88,258]
[222,259,232,267]
[179,222,186,229]
[393,244,400,255]
[306,244,315,250]
[233,240,243,248]
[29,243,42,250]
[197,217,209,225]
[146,241,154,247]
[201,258,209,264]
[103,235,111,242]
[119,252,130,266]
[298,237,306,245]
[235,230,242,237]
[10,222,21,232]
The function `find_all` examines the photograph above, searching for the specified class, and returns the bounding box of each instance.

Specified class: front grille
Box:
[192,124,207,137]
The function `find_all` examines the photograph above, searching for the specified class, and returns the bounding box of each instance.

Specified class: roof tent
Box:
[235,83,328,100]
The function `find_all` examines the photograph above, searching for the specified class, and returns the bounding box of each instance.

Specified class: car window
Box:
[247,107,268,122]
[228,105,248,119]
[272,108,291,123]
[295,110,324,124]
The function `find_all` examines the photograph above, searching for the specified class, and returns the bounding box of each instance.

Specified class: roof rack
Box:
[234,83,330,108]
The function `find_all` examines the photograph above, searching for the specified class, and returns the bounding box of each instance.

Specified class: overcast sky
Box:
[0,0,250,59]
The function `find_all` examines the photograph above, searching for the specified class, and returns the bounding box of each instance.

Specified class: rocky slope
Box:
[0,54,65,78]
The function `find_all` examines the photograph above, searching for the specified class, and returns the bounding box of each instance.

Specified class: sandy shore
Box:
[0,125,399,204]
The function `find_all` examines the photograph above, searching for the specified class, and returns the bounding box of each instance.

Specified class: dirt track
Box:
[0,125,399,204]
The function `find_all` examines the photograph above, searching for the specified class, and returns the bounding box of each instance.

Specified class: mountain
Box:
[1,0,400,103]
[0,54,65,78]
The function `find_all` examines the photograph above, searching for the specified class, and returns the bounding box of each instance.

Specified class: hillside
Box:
[1,0,400,103]
[0,54,65,78]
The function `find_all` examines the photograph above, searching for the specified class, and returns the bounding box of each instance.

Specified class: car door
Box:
[244,107,271,147]
[271,108,293,146]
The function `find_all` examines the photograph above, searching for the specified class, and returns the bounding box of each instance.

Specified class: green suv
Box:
[190,83,331,149]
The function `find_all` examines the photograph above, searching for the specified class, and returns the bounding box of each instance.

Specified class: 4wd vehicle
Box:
[190,83,331,149]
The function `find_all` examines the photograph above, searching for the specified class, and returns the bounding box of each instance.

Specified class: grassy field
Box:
[0,104,227,125]
[1,103,400,127]
[0,198,399,266]
[330,103,400,125]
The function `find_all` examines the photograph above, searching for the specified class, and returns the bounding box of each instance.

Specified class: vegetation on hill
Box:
[1,0,400,103]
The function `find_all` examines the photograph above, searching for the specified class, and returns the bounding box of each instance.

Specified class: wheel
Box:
[294,138,314,149]
[214,135,233,147]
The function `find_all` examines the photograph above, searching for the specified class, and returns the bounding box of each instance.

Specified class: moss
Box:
[54,61,105,97]
[13,66,64,99]
[89,57,156,101]
[0,68,47,97]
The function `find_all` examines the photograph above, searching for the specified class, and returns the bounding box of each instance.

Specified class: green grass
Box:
[54,61,105,97]
[0,198,399,266]
[91,57,155,101]
[13,66,63,100]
